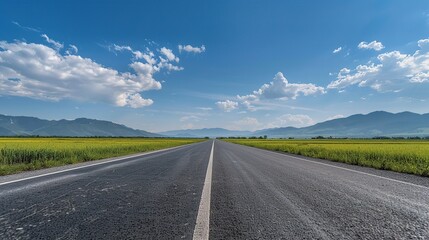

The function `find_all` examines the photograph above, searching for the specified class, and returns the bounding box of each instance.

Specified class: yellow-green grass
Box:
[225,139,429,176]
[0,138,203,176]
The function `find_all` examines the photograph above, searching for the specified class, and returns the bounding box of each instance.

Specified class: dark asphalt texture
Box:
[1,140,428,239]
[0,141,211,239]
[210,141,429,239]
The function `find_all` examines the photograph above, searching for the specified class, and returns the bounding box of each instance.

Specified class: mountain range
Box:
[254,111,429,138]
[0,111,428,138]
[0,114,161,137]
[160,111,429,138]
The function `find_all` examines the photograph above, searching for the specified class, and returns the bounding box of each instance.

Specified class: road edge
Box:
[220,140,429,189]
[0,140,206,186]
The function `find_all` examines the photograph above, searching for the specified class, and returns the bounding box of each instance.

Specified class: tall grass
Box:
[0,138,203,175]
[225,139,429,176]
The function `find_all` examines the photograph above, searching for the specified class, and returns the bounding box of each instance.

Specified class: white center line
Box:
[193,140,214,240]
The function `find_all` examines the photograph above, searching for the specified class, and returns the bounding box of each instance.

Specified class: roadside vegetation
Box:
[224,139,429,177]
[0,138,203,175]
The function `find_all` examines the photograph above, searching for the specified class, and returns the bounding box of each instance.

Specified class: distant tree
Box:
[373,136,390,139]
[313,136,325,139]
[407,136,421,140]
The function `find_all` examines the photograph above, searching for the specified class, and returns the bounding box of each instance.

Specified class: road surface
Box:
[0,140,428,239]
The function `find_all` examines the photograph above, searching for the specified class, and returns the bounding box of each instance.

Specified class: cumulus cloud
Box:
[116,93,153,108]
[110,45,183,72]
[217,72,324,112]
[0,41,170,108]
[157,61,184,72]
[216,100,238,112]
[178,44,206,54]
[267,114,315,128]
[333,47,342,54]
[160,47,179,62]
[358,41,385,51]
[109,44,157,64]
[255,72,325,99]
[41,34,63,51]
[236,72,325,111]
[328,38,429,91]
[108,43,184,73]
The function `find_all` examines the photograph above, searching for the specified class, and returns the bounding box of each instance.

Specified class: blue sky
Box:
[1,0,429,132]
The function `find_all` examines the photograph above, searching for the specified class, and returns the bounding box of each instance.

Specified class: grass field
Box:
[0,138,203,176]
[225,139,429,177]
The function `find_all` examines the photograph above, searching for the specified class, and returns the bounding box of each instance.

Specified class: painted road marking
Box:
[0,143,197,187]
[285,154,429,190]
[193,140,214,240]
[240,143,429,190]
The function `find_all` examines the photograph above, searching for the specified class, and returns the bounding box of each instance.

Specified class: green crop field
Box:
[0,138,203,176]
[225,139,429,176]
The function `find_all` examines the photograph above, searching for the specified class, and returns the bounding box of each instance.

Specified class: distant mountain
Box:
[159,128,252,138]
[2,111,428,138]
[160,111,429,138]
[0,114,161,137]
[254,111,429,138]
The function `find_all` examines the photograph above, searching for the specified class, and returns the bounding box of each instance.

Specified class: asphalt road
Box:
[1,140,428,239]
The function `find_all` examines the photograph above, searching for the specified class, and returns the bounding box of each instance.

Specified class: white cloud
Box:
[326,114,344,121]
[218,72,325,112]
[196,107,212,111]
[111,44,132,52]
[110,44,158,64]
[157,61,184,72]
[180,115,201,122]
[216,100,238,112]
[255,72,325,99]
[231,117,261,131]
[116,93,153,108]
[235,117,260,126]
[238,72,325,110]
[109,44,183,73]
[41,34,63,51]
[160,47,179,62]
[178,44,206,53]
[418,39,429,48]
[328,38,429,91]
[170,112,209,130]
[333,47,342,54]
[267,114,315,128]
[12,21,40,32]
[358,41,385,51]
[0,41,164,108]
[65,44,78,55]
